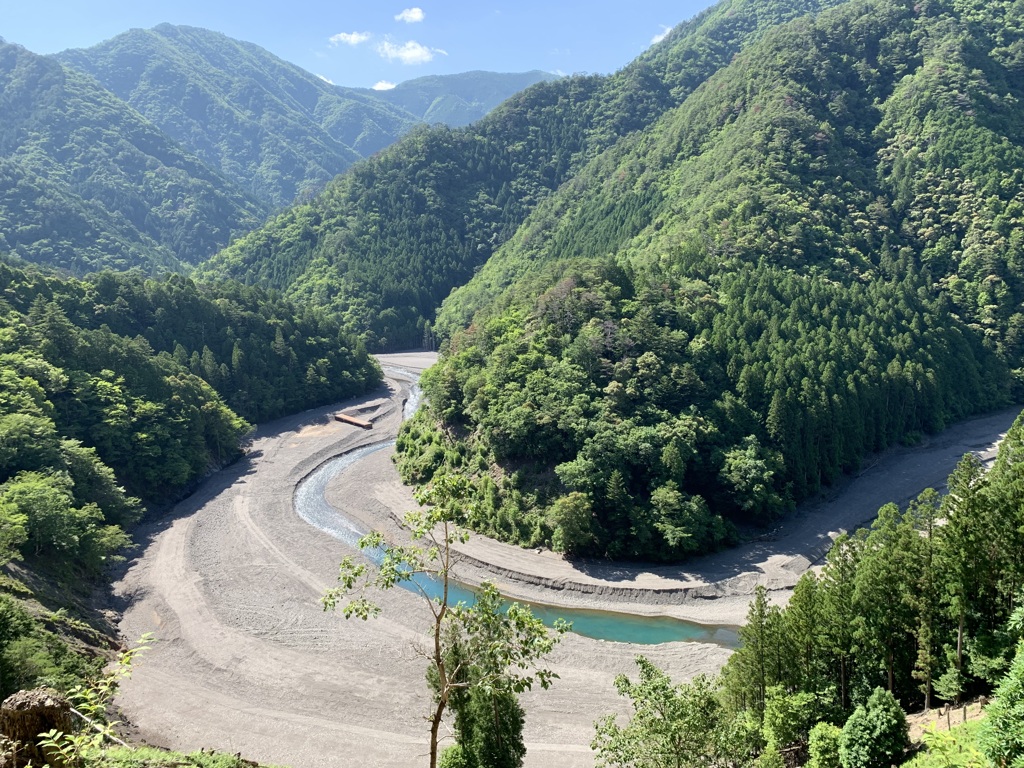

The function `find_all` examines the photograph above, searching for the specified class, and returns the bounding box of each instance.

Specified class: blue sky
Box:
[3,1,717,89]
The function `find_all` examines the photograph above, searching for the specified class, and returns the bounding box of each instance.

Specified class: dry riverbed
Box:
[113,352,1018,767]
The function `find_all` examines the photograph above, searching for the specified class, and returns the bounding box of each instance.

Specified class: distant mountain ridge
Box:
[55,24,418,210]
[362,70,558,127]
[0,24,551,274]
[56,27,554,208]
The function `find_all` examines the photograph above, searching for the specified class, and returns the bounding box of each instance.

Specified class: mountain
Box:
[55,24,418,210]
[0,40,264,273]
[56,27,554,210]
[365,70,558,127]
[0,258,380,499]
[203,0,844,349]
[394,0,1023,560]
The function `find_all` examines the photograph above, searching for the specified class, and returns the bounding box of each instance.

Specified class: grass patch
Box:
[85,746,281,768]
[903,720,987,768]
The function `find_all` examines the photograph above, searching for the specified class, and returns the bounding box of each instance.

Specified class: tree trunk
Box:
[956,613,965,672]
[840,656,847,711]
[0,688,74,768]
[429,698,445,768]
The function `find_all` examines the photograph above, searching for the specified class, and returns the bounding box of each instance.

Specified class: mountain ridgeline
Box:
[54,24,418,210]
[386,0,1024,561]
[56,29,554,210]
[363,70,559,127]
[0,26,550,275]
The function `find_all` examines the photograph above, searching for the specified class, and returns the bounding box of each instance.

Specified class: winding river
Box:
[296,442,740,646]
[295,370,740,647]
[294,364,1015,651]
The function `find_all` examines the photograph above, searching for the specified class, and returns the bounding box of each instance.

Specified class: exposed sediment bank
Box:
[112,351,1017,767]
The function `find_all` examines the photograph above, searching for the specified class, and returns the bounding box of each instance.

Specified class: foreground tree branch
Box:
[323,473,568,768]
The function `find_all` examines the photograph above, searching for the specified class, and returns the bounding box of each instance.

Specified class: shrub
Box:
[839,688,908,768]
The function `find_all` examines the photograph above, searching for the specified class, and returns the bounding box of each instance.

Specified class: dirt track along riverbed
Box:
[113,352,1018,767]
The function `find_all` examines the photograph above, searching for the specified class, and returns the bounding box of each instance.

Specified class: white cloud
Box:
[330,31,371,46]
[376,39,445,64]
[317,74,335,85]
[651,25,672,45]
[395,7,425,23]
[372,80,397,90]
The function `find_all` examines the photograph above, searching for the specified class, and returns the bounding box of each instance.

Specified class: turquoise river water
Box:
[295,441,739,648]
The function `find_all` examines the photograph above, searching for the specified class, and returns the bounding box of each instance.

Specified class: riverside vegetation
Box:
[0,257,379,711]
[589,412,1024,767]
[2,0,1024,763]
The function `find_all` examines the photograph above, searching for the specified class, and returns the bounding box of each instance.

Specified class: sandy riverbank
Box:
[329,359,1018,626]
[112,351,1018,767]
[114,353,729,768]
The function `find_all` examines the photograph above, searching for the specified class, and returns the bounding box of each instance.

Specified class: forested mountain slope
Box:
[0,258,379,698]
[438,0,1024,346]
[203,0,843,349]
[0,261,380,427]
[55,25,420,210]
[0,41,264,273]
[364,70,558,127]
[394,0,1024,561]
[56,28,554,210]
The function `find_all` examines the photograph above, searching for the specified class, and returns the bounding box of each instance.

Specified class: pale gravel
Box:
[113,351,1019,767]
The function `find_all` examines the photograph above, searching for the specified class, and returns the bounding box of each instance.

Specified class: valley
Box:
[3,0,1024,764]
[111,353,1016,766]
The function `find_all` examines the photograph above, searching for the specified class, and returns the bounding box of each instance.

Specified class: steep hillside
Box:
[0,41,264,273]
[396,0,1023,561]
[0,257,377,704]
[56,24,421,209]
[439,0,1024,346]
[203,0,843,349]
[366,70,558,127]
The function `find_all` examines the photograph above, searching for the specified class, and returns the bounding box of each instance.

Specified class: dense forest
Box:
[398,261,1005,559]
[204,0,845,350]
[0,258,380,699]
[588,411,1024,767]
[394,0,1024,561]
[438,0,1024,350]
[0,40,264,273]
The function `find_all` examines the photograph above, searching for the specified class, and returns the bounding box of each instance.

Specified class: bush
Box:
[808,722,842,768]
[980,640,1024,767]
[839,688,908,768]
[438,744,470,768]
